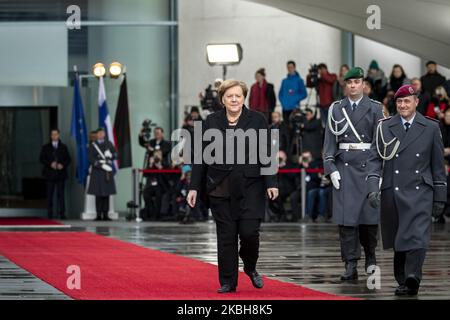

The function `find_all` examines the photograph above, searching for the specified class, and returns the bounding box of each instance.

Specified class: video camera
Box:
[289,109,306,135]
[308,64,320,89]
[201,84,221,111]
[141,119,157,144]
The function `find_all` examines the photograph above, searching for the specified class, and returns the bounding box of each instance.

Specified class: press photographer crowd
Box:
[41,59,450,224]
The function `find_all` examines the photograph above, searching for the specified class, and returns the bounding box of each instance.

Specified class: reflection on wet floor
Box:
[1,221,449,300]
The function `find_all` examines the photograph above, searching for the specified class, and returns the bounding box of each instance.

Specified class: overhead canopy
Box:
[247,0,450,68]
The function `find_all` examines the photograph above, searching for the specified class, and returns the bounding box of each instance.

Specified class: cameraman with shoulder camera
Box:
[306,63,337,127]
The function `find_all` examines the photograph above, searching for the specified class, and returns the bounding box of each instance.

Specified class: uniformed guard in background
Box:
[366,84,446,296]
[323,67,384,281]
[87,127,118,221]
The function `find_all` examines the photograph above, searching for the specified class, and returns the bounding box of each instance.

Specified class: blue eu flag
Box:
[70,74,89,186]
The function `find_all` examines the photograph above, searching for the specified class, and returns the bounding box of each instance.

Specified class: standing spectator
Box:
[363,79,377,100]
[367,60,388,101]
[387,64,410,94]
[333,64,350,101]
[39,129,71,219]
[307,63,337,127]
[301,151,327,223]
[269,111,290,154]
[189,106,203,121]
[425,86,450,120]
[279,60,307,121]
[300,108,323,160]
[420,61,446,97]
[249,68,276,122]
[411,77,431,115]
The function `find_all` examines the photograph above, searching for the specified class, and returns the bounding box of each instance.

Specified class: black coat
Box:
[190,107,278,219]
[301,118,323,160]
[367,113,447,251]
[87,140,117,196]
[39,141,71,181]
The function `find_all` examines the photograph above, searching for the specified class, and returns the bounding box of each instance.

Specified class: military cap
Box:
[344,67,365,81]
[394,84,417,100]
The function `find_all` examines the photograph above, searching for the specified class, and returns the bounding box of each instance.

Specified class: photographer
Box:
[269,111,290,154]
[306,63,337,127]
[139,126,171,168]
[199,79,223,113]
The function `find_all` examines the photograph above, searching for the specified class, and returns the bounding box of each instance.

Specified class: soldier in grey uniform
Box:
[323,67,384,281]
[87,127,118,221]
[366,84,446,296]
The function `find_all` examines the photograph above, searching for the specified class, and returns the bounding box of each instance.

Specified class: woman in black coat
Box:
[187,80,279,293]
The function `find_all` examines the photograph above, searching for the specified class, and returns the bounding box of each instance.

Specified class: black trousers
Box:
[95,196,109,217]
[46,180,66,218]
[339,224,378,262]
[394,249,427,286]
[209,196,261,288]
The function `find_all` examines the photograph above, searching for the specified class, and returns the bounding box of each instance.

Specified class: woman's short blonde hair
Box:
[218,79,248,103]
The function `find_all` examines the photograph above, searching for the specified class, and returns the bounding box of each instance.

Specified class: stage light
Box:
[206,44,242,66]
[92,63,106,77]
[109,61,123,79]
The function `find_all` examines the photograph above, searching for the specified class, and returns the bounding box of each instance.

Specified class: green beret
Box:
[344,67,365,81]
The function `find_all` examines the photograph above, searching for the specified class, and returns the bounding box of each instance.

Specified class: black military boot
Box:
[95,213,102,221]
[340,260,358,281]
[364,247,377,274]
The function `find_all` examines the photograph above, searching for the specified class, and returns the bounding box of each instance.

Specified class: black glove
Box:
[432,202,445,219]
[367,192,380,209]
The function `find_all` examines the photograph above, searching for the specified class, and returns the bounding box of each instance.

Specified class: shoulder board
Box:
[378,116,391,122]
[370,98,382,105]
[425,116,440,123]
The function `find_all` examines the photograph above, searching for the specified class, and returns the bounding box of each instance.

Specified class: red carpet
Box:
[0,217,65,227]
[0,232,354,300]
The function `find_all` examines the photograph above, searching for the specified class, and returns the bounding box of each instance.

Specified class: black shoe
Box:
[217,284,236,293]
[365,253,377,274]
[340,261,358,281]
[59,214,67,220]
[245,270,264,289]
[103,215,112,221]
[405,275,420,296]
[95,215,102,221]
[395,285,409,296]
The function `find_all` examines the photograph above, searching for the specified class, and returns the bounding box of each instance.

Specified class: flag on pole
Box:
[98,76,118,172]
[113,75,132,168]
[70,73,90,185]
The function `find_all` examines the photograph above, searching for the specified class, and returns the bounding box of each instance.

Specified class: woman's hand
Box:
[267,188,279,200]
[187,190,198,208]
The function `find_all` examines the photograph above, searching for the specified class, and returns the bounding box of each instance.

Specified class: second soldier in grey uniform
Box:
[323,67,384,280]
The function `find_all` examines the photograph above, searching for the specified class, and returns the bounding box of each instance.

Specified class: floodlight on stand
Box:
[206,43,243,80]
[92,62,106,77]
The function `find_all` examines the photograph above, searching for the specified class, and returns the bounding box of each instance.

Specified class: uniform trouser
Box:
[339,224,378,262]
[209,196,261,288]
[95,196,109,217]
[46,180,65,218]
[394,249,427,286]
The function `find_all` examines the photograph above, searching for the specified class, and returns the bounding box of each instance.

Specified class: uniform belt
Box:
[339,143,371,150]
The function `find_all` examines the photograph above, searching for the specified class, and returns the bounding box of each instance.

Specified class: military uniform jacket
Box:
[323,95,384,226]
[87,140,117,196]
[366,113,447,251]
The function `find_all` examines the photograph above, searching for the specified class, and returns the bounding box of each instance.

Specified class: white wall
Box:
[355,35,450,80]
[178,0,342,118]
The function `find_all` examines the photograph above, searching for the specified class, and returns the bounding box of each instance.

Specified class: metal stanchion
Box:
[301,168,306,220]
[134,168,142,222]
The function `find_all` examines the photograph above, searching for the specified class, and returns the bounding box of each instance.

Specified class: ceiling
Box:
[247,0,450,68]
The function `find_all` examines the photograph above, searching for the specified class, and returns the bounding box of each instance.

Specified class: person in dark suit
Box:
[87,128,117,221]
[367,84,447,296]
[187,79,279,293]
[39,129,71,219]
